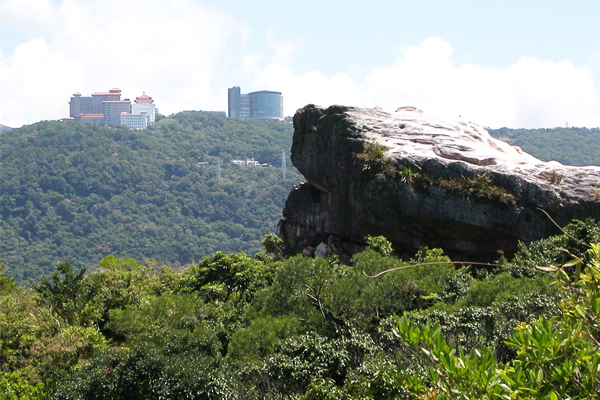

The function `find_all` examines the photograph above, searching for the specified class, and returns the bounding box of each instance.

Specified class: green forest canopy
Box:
[2,222,600,399]
[488,126,600,166]
[0,112,301,284]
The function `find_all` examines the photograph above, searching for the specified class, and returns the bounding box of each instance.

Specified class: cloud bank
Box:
[256,37,600,128]
[0,0,239,126]
[1,0,599,129]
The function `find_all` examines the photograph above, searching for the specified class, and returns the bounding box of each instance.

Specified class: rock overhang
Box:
[280,104,600,261]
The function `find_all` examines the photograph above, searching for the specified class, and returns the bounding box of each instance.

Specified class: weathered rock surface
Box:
[279,104,600,261]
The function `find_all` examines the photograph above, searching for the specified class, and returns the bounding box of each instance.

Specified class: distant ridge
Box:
[488,127,600,166]
[0,124,12,132]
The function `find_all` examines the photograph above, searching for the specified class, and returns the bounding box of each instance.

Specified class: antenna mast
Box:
[281,150,287,180]
[217,157,222,182]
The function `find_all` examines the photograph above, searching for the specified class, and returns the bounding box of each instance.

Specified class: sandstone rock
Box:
[278,104,600,262]
[302,246,313,256]
[314,242,331,258]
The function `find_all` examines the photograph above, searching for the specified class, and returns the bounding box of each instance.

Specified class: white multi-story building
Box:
[231,158,261,167]
[131,92,156,125]
[120,112,148,129]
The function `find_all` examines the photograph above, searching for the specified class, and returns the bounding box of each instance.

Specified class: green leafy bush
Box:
[6,222,600,398]
[388,243,600,399]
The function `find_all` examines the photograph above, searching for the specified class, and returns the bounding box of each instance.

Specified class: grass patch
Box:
[353,141,395,179]
[440,173,516,205]
[414,172,516,205]
[354,141,516,205]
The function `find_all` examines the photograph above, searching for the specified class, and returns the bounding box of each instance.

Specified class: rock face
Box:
[279,104,600,261]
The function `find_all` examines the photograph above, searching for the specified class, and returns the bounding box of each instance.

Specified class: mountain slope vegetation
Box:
[488,126,600,166]
[0,112,301,283]
[2,221,600,399]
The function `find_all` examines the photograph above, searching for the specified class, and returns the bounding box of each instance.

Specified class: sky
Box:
[1,0,599,129]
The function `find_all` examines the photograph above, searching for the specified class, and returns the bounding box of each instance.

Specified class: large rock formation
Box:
[279,104,600,261]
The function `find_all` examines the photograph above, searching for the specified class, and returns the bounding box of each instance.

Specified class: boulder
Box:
[278,104,600,262]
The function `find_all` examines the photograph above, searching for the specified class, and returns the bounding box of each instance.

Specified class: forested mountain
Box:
[488,126,600,166]
[2,118,599,284]
[0,124,12,133]
[2,223,600,398]
[0,112,301,283]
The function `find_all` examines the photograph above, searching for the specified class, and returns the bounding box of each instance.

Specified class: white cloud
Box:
[256,36,600,128]
[1,1,599,130]
[0,0,241,127]
[241,53,261,78]
[0,0,59,34]
[253,64,363,116]
[507,57,600,128]
[265,30,299,66]
[0,38,85,125]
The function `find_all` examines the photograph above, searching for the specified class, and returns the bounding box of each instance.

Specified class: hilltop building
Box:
[231,158,264,167]
[70,88,122,117]
[120,112,148,129]
[103,100,132,126]
[68,89,157,129]
[227,87,283,120]
[79,114,104,124]
[132,92,156,125]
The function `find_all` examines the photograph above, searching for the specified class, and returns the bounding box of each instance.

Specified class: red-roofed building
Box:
[70,88,122,119]
[68,88,156,129]
[131,92,156,125]
[79,113,105,125]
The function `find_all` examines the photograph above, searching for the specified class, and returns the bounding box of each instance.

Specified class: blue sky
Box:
[1,0,599,128]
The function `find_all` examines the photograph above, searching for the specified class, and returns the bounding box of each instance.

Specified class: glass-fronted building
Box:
[228,86,241,118]
[249,91,283,120]
[227,87,283,120]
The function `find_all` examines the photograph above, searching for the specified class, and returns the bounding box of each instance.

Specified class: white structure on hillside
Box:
[120,112,148,129]
[131,92,156,124]
[231,158,262,167]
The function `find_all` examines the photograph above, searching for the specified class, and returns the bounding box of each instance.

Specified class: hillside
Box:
[488,126,600,166]
[0,124,12,133]
[0,112,301,283]
[2,117,598,284]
